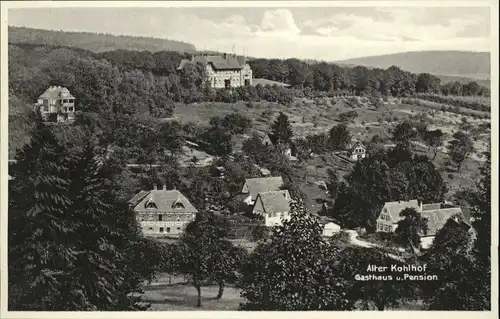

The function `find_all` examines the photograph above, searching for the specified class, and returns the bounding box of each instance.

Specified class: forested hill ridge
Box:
[8,26,197,53]
[335,51,490,81]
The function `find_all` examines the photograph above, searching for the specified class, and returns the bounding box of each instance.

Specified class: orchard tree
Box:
[270,112,293,145]
[204,126,233,157]
[328,123,351,150]
[242,133,267,158]
[423,129,444,160]
[448,131,474,172]
[415,73,441,93]
[392,121,417,144]
[177,212,243,307]
[326,168,340,199]
[239,200,354,310]
[292,137,312,162]
[395,208,428,250]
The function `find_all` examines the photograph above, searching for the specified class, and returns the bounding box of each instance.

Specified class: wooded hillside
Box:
[9,26,197,53]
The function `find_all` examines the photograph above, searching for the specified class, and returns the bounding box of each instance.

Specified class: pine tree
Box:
[270,112,293,146]
[8,123,162,310]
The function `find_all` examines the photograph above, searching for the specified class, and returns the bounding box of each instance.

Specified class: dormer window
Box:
[173,202,185,209]
[146,202,157,209]
[145,197,157,209]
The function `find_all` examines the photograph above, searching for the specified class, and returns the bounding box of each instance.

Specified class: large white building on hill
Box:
[177,53,252,89]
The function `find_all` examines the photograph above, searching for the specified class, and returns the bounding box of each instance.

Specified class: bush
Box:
[338,110,358,123]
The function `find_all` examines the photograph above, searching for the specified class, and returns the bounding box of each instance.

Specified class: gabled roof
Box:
[350,140,366,152]
[421,207,464,236]
[324,222,341,229]
[459,206,473,224]
[255,190,291,215]
[177,54,246,71]
[128,190,149,206]
[39,86,75,99]
[243,176,284,200]
[382,199,420,223]
[422,203,442,211]
[130,189,198,213]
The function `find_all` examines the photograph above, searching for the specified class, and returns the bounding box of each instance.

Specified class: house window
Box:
[149,227,153,230]
[224,79,231,89]
[177,227,181,231]
[145,202,157,209]
[158,214,163,221]
[159,227,164,233]
[166,227,171,233]
[173,202,185,209]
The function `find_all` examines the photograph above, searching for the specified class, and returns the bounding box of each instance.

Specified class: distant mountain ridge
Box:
[335,51,490,81]
[8,26,196,53]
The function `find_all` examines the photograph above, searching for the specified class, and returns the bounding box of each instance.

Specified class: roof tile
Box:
[243,176,284,200]
[131,189,198,214]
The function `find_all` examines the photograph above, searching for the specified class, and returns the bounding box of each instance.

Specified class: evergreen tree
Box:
[270,112,293,145]
[9,121,74,310]
[8,122,161,310]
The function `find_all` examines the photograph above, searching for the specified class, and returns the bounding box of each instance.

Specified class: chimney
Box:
[419,200,423,212]
[191,55,195,62]
[223,53,227,59]
[163,184,167,190]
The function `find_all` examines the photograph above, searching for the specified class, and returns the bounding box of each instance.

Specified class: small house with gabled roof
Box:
[241,176,284,205]
[129,186,198,236]
[376,199,471,249]
[35,86,76,123]
[420,207,468,249]
[348,140,366,161]
[252,190,291,227]
[376,199,421,232]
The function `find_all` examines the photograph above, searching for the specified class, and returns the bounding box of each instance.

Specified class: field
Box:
[173,96,490,201]
[142,273,243,311]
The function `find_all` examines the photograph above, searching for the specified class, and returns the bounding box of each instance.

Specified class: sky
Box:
[8,6,492,61]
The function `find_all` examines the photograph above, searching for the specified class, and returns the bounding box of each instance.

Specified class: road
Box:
[344,230,405,261]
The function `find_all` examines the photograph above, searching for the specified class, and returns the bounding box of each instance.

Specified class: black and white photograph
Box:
[0,1,497,316]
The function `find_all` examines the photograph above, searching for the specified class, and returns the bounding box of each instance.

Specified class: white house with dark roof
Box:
[376,199,421,233]
[252,190,291,227]
[420,207,468,249]
[177,53,252,89]
[35,86,76,123]
[348,140,366,161]
[129,186,198,236]
[322,222,341,237]
[241,176,284,205]
[376,199,471,249]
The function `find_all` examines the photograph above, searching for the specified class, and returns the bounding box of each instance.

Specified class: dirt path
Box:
[344,230,405,261]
